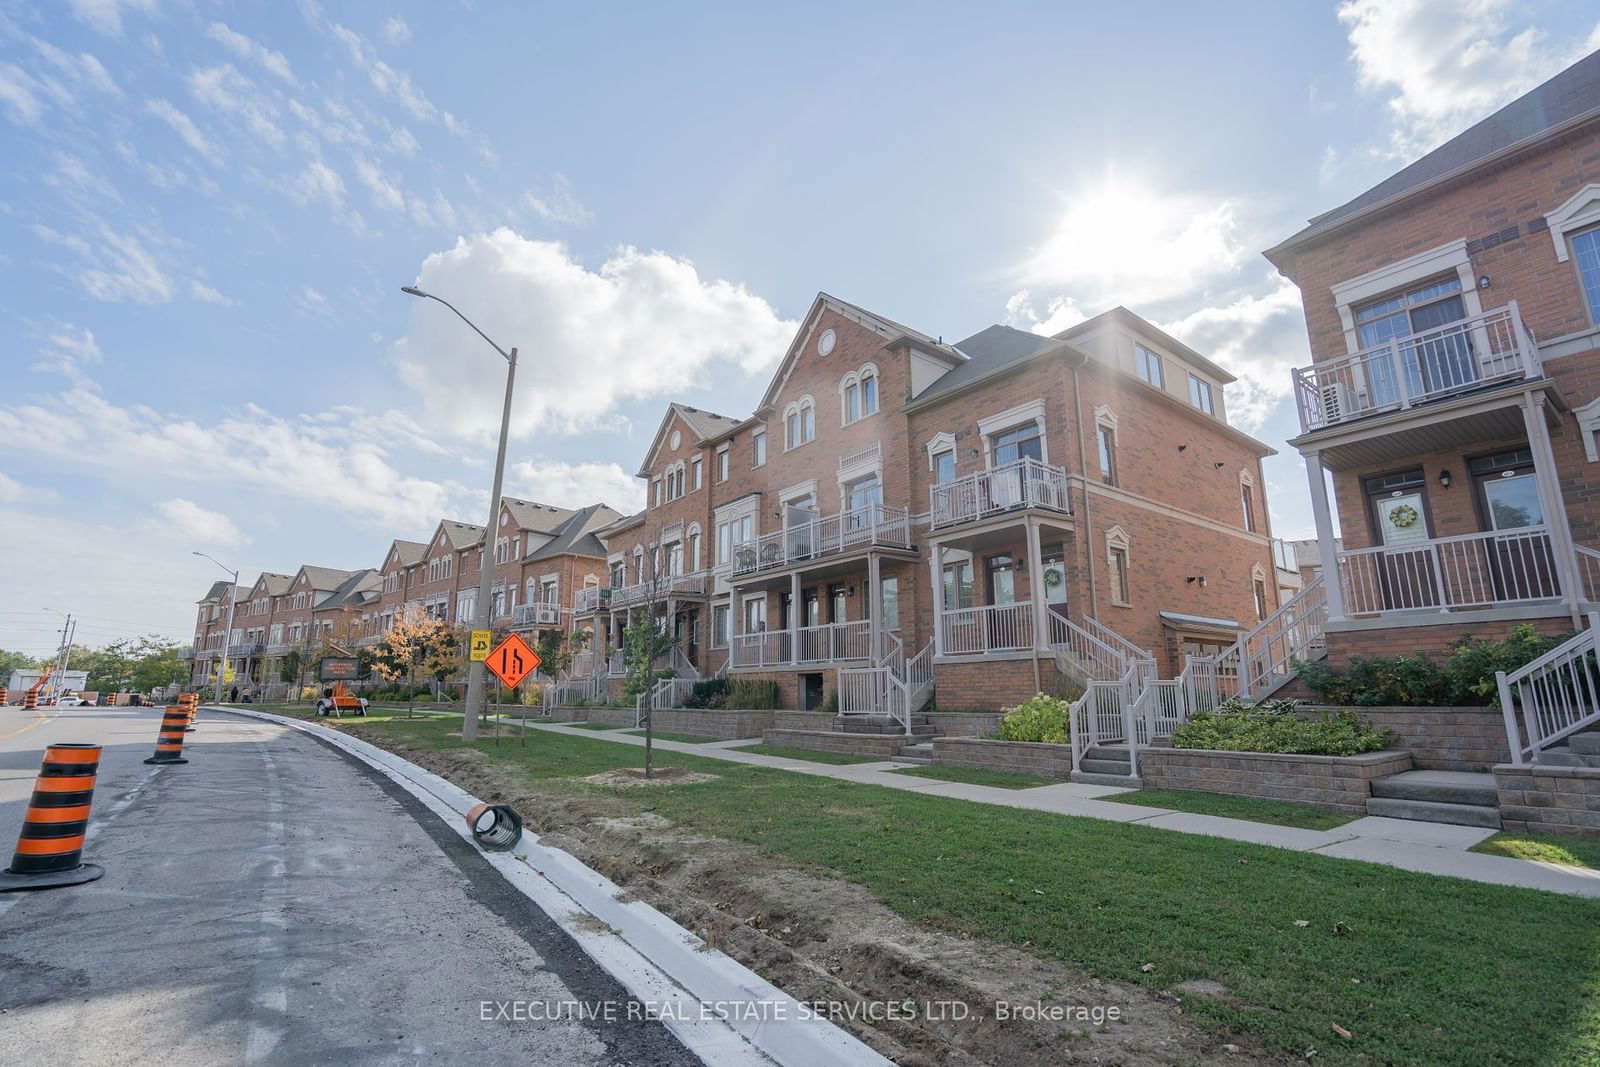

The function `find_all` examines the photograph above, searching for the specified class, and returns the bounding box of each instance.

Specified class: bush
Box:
[682,677,729,709]
[1295,624,1573,707]
[998,693,1072,744]
[727,676,781,709]
[1171,698,1392,756]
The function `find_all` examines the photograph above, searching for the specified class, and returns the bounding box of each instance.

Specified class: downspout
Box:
[1070,362,1099,622]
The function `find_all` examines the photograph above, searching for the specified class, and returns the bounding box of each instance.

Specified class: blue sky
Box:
[3,0,1599,656]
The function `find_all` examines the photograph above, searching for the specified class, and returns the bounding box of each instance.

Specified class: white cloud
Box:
[389,125,419,156]
[146,98,222,164]
[1339,0,1600,156]
[381,17,412,45]
[524,174,593,227]
[293,286,332,319]
[1158,278,1311,432]
[187,65,285,148]
[291,160,346,208]
[392,229,795,439]
[353,155,404,212]
[68,0,156,37]
[0,62,43,123]
[509,459,644,512]
[30,39,120,96]
[205,22,295,83]
[1004,290,1087,336]
[0,471,22,503]
[152,498,246,546]
[190,280,231,305]
[34,222,176,304]
[46,324,103,364]
[1014,180,1247,308]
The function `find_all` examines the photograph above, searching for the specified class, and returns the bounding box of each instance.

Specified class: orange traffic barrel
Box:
[143,707,191,765]
[1,743,105,891]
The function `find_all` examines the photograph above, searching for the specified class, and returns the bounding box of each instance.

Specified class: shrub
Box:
[682,677,729,709]
[727,675,781,709]
[1171,699,1391,756]
[998,693,1072,744]
[1295,624,1573,707]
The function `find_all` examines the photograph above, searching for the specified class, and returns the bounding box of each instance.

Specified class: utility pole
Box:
[193,553,240,705]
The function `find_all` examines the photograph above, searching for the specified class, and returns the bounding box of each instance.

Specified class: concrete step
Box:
[1085,744,1130,760]
[1365,796,1502,829]
[1370,770,1499,807]
[1568,731,1600,756]
[899,742,933,757]
[1071,771,1142,787]
[890,754,932,766]
[1535,749,1600,768]
[1079,757,1132,776]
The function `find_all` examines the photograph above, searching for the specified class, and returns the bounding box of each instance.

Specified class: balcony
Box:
[610,571,711,608]
[729,631,792,668]
[511,602,563,627]
[574,586,612,613]
[929,459,1071,530]
[730,504,912,578]
[229,641,263,656]
[1292,303,1538,434]
[1337,526,1564,616]
[940,601,1036,655]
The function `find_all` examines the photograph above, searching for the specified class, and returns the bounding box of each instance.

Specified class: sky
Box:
[3,0,1600,657]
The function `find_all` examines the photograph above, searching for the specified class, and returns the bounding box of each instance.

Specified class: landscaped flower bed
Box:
[1171,698,1392,756]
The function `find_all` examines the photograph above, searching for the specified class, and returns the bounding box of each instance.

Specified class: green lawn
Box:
[1101,787,1360,831]
[738,743,880,765]
[351,718,1600,1066]
[890,764,1057,789]
[1472,831,1600,870]
[623,729,721,744]
[565,721,633,731]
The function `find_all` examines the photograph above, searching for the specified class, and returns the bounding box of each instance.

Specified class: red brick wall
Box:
[1323,615,1574,667]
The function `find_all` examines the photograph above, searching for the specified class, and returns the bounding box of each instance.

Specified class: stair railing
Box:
[1497,612,1600,765]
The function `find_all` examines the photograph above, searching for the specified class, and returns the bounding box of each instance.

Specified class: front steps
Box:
[1071,744,1141,787]
[1367,770,1502,829]
[1535,729,1600,768]
[894,742,933,765]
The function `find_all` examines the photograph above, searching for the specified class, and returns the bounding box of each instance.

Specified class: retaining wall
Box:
[1494,764,1600,836]
[932,737,1074,779]
[1297,705,1510,771]
[1139,745,1414,813]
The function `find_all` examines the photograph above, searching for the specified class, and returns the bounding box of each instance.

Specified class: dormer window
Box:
[1135,344,1164,388]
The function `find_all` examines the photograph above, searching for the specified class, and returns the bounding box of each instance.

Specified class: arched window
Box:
[784,396,816,448]
[1105,526,1132,607]
[687,523,703,572]
[860,366,878,415]
[841,364,879,424]
[842,372,860,424]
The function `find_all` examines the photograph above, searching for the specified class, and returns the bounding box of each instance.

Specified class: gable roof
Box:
[196,579,245,605]
[249,572,294,598]
[1059,306,1236,384]
[384,539,427,569]
[1268,47,1600,257]
[500,496,578,535]
[635,403,744,476]
[426,519,485,553]
[909,324,1060,403]
[294,564,357,592]
[314,568,382,612]
[523,502,623,562]
[755,292,966,414]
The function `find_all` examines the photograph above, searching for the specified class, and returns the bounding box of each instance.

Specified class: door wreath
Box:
[1389,503,1420,529]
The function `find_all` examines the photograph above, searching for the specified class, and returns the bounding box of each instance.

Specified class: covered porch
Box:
[726,547,915,670]
[928,510,1076,659]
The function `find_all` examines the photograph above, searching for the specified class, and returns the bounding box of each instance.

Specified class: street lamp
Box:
[194,551,240,706]
[402,284,518,743]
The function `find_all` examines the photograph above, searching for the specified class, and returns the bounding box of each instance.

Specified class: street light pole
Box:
[194,552,240,705]
[402,285,517,744]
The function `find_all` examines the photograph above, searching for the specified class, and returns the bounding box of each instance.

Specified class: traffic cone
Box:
[1,743,105,891]
[143,707,191,765]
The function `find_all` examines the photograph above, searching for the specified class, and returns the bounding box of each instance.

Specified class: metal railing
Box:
[1292,302,1537,432]
[609,571,711,607]
[541,673,605,711]
[511,602,563,627]
[1068,662,1144,776]
[1338,527,1562,615]
[607,649,627,676]
[1497,613,1600,765]
[1083,617,1152,662]
[796,620,872,664]
[941,601,1035,655]
[730,505,913,577]
[730,630,792,668]
[1578,546,1600,603]
[929,458,1071,529]
[574,586,611,613]
[838,441,881,472]
[1046,613,1126,680]
[1185,577,1328,705]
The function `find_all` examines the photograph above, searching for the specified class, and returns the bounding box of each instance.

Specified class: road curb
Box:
[211,707,889,1067]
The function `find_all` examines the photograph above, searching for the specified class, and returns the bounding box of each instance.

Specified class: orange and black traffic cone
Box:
[143,707,191,765]
[0,743,105,891]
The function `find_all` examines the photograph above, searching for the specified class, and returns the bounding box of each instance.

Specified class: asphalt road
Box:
[0,704,700,1065]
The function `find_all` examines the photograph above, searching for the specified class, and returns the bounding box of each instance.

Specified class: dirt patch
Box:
[351,726,1276,1066]
[581,767,719,788]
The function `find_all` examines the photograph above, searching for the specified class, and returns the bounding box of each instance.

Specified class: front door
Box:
[1365,471,1438,610]
[784,496,816,561]
[986,555,1019,648]
[1473,450,1560,602]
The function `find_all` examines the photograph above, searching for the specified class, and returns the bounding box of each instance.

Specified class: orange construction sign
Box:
[485,634,540,689]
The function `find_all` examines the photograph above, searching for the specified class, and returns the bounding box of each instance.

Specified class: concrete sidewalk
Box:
[516,720,1600,899]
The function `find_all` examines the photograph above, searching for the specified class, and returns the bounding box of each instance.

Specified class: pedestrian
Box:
[230,685,239,703]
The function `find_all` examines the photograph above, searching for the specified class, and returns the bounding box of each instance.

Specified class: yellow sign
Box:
[469,629,493,662]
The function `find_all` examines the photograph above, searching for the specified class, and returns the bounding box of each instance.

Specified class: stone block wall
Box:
[1299,705,1511,771]
[759,729,905,758]
[932,737,1074,779]
[1140,746,1414,813]
[644,709,774,739]
[1494,764,1600,836]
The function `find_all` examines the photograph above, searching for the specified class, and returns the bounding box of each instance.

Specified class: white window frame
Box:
[1105,525,1132,607]
[692,456,703,490]
[1134,343,1164,389]
[716,445,730,482]
[1187,373,1214,416]
[1239,470,1258,532]
[751,426,767,467]
[741,593,767,634]
[976,399,1048,467]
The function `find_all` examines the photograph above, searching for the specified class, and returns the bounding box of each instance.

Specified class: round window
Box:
[817,328,836,357]
[670,430,681,449]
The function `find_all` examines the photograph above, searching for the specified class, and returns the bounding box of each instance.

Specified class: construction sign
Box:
[468,629,493,662]
[485,634,540,689]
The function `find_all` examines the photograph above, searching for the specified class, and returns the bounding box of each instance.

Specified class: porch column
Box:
[1303,450,1346,621]
[789,571,801,667]
[867,552,882,661]
[1026,517,1047,651]
[1521,393,1583,625]
[931,541,946,656]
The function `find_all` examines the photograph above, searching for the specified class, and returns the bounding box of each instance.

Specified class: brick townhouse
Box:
[1263,48,1600,675]
[361,539,428,645]
[579,292,1280,713]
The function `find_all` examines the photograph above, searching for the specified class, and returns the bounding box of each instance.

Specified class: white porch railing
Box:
[929,458,1071,529]
[609,571,711,608]
[1186,576,1328,705]
[903,640,934,710]
[1083,617,1152,662]
[1067,660,1148,776]
[648,675,700,713]
[796,620,872,664]
[730,631,791,668]
[1496,613,1600,765]
[1338,528,1562,615]
[542,673,604,711]
[574,586,611,613]
[511,602,562,627]
[1578,546,1600,603]
[1047,613,1126,681]
[942,601,1035,654]
[1291,302,1538,433]
[570,651,596,678]
[730,504,913,577]
[607,649,626,676]
[839,441,880,472]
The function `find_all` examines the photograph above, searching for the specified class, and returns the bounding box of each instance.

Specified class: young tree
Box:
[372,609,462,716]
[128,638,188,693]
[621,531,694,778]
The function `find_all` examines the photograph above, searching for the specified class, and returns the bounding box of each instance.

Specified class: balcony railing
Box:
[609,571,711,608]
[228,641,263,656]
[730,504,912,578]
[1338,526,1563,615]
[929,458,1071,529]
[730,631,792,668]
[795,620,871,664]
[1292,302,1538,433]
[941,601,1036,654]
[839,441,880,472]
[574,586,612,613]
